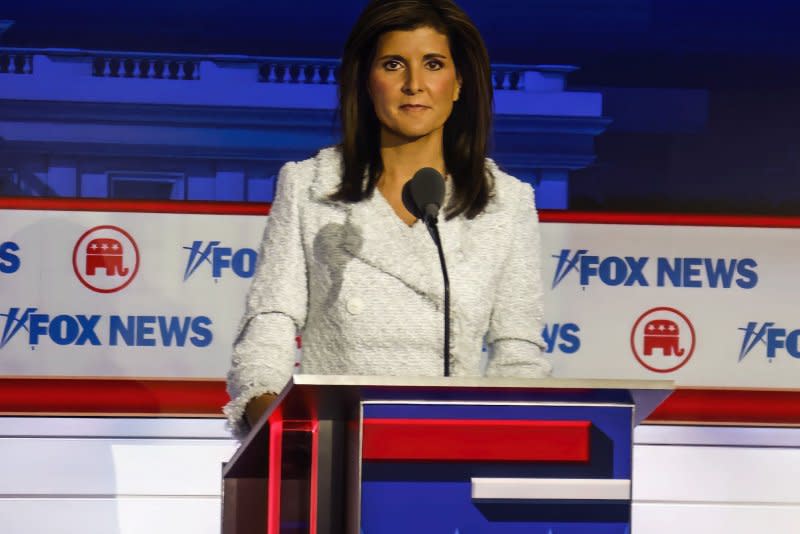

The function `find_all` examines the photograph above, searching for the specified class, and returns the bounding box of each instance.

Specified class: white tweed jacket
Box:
[224,147,551,436]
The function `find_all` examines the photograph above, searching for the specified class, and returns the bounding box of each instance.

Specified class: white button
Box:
[346,297,365,315]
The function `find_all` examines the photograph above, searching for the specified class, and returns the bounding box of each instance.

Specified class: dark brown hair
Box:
[333,0,494,219]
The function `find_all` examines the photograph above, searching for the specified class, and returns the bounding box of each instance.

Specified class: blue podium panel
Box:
[359,402,633,534]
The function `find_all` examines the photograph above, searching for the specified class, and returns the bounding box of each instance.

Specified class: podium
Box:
[222,375,672,534]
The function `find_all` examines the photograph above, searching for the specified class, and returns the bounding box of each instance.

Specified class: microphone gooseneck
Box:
[401,168,451,377]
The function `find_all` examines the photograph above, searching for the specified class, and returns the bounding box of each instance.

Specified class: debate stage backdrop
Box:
[2,1,800,423]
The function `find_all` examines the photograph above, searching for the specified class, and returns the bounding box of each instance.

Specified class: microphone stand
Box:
[423,213,451,377]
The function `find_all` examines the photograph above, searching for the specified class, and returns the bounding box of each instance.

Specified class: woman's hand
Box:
[244,392,279,428]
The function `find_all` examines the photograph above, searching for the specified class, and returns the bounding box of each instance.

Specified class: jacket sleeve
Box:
[224,161,309,438]
[485,181,552,378]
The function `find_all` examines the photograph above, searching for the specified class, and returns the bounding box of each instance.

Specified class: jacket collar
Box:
[309,147,469,305]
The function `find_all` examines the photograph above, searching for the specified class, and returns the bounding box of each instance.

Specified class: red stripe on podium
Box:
[0,377,228,416]
[648,388,800,425]
[1,379,800,427]
[361,418,591,462]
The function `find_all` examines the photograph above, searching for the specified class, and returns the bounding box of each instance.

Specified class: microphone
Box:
[402,167,451,377]
[401,167,445,225]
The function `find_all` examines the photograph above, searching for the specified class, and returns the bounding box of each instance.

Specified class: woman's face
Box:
[368,26,461,146]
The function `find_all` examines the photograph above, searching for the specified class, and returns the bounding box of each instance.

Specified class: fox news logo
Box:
[0,242,21,274]
[0,307,213,349]
[542,322,580,354]
[183,241,257,281]
[551,249,758,289]
[738,322,800,362]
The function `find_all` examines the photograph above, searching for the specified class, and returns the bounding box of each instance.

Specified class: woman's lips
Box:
[400,104,430,111]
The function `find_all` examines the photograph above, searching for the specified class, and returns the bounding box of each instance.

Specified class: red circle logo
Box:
[630,307,695,373]
[72,225,140,293]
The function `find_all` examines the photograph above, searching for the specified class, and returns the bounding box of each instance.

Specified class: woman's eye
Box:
[426,60,444,70]
[383,60,402,70]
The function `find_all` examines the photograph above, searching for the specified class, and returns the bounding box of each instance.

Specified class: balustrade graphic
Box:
[257,60,338,84]
[92,56,200,80]
[0,47,603,208]
[0,52,33,74]
[0,47,556,90]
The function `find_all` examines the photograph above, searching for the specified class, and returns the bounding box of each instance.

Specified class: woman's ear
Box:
[453,74,462,102]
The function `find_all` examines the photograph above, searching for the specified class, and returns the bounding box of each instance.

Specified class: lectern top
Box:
[293,374,672,391]
[223,374,673,479]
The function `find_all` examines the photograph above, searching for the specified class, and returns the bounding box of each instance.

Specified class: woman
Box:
[225,0,551,438]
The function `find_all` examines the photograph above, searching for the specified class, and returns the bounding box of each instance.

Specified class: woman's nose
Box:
[402,66,423,94]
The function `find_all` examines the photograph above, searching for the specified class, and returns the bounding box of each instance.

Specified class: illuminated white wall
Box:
[1,418,798,534]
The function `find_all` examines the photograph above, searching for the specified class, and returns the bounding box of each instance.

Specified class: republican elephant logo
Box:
[85,238,130,277]
[73,226,140,294]
[631,307,696,373]
[643,319,685,357]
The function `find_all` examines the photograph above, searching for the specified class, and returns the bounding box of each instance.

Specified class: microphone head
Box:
[401,167,445,222]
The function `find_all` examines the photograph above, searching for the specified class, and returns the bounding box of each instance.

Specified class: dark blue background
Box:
[2,0,799,213]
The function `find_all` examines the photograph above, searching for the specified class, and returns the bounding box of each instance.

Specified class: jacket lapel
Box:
[309,147,469,307]
[345,192,444,303]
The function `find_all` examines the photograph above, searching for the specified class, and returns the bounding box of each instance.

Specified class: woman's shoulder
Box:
[277,146,342,200]
[279,146,340,180]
